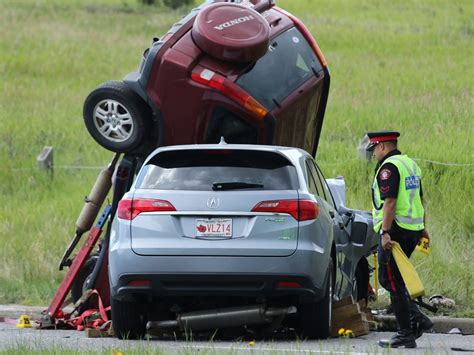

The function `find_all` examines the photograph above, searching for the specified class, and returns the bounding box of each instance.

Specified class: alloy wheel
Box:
[93,99,134,143]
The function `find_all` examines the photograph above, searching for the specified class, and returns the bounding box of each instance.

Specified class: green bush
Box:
[163,0,194,9]
[138,0,193,9]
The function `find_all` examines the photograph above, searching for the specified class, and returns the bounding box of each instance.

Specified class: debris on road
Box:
[429,295,456,309]
[331,297,370,337]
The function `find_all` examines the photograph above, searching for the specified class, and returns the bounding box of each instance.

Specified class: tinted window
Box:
[313,162,336,209]
[206,106,258,144]
[137,150,298,191]
[305,161,320,196]
[306,159,327,196]
[236,27,322,111]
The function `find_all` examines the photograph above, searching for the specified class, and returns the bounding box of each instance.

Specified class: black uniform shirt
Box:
[375,149,423,200]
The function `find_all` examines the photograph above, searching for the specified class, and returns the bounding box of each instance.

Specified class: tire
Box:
[111,298,146,340]
[71,254,99,304]
[353,258,369,302]
[296,259,334,339]
[83,81,151,153]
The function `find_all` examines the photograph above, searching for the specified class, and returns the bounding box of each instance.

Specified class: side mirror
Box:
[326,176,346,208]
[358,135,372,161]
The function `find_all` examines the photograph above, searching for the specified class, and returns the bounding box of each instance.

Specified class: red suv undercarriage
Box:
[83,0,330,157]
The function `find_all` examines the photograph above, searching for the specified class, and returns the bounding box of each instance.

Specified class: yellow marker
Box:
[16,315,32,328]
[416,236,430,255]
[248,341,255,346]
[338,328,345,336]
[344,329,354,338]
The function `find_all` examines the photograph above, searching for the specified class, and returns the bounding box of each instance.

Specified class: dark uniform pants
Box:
[378,223,423,333]
[378,223,422,296]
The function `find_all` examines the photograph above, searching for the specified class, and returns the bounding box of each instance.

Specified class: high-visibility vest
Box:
[372,155,425,232]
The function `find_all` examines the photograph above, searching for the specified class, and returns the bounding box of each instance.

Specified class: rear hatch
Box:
[235,25,329,156]
[129,148,300,257]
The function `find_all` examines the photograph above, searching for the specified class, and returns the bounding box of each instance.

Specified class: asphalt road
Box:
[1,322,473,354]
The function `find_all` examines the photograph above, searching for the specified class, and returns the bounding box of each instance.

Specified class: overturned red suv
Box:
[83,0,330,157]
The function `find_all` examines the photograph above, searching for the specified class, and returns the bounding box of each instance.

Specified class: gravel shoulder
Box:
[1,322,474,354]
[1,305,473,354]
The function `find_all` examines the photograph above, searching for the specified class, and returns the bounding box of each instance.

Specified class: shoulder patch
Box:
[380,186,390,193]
[380,169,392,180]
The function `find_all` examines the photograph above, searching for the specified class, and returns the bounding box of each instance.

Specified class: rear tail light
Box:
[277,281,302,288]
[191,68,268,120]
[252,200,299,220]
[117,198,176,220]
[127,279,151,287]
[298,200,320,221]
[251,199,319,221]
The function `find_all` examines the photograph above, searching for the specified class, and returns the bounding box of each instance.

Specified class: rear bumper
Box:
[111,272,325,302]
[109,247,331,303]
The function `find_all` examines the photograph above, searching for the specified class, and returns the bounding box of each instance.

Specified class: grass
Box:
[0,345,166,354]
[0,0,472,316]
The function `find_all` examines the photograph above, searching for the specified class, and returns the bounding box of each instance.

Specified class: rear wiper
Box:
[272,97,282,108]
[212,182,264,191]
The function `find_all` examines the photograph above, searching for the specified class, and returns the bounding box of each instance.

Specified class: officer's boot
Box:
[410,300,434,339]
[378,294,416,348]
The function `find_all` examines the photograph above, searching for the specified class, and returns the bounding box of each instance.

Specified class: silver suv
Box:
[109,143,377,339]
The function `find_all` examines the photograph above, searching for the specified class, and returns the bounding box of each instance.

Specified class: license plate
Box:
[195,218,232,238]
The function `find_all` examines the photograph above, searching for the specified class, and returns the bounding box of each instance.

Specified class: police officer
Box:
[367,131,433,348]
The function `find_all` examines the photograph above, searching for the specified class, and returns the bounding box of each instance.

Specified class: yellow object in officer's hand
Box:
[16,315,32,328]
[416,236,430,255]
[392,242,425,299]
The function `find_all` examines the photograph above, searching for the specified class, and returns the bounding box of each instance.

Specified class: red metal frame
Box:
[45,205,111,321]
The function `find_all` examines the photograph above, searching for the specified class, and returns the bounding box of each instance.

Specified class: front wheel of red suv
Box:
[83,81,150,153]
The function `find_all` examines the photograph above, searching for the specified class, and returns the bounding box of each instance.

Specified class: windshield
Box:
[136,149,298,191]
[235,27,322,111]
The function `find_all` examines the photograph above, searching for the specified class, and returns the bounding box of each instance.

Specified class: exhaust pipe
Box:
[147,305,296,332]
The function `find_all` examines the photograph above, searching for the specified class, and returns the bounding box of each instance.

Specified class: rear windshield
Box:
[235,27,322,111]
[137,150,298,191]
